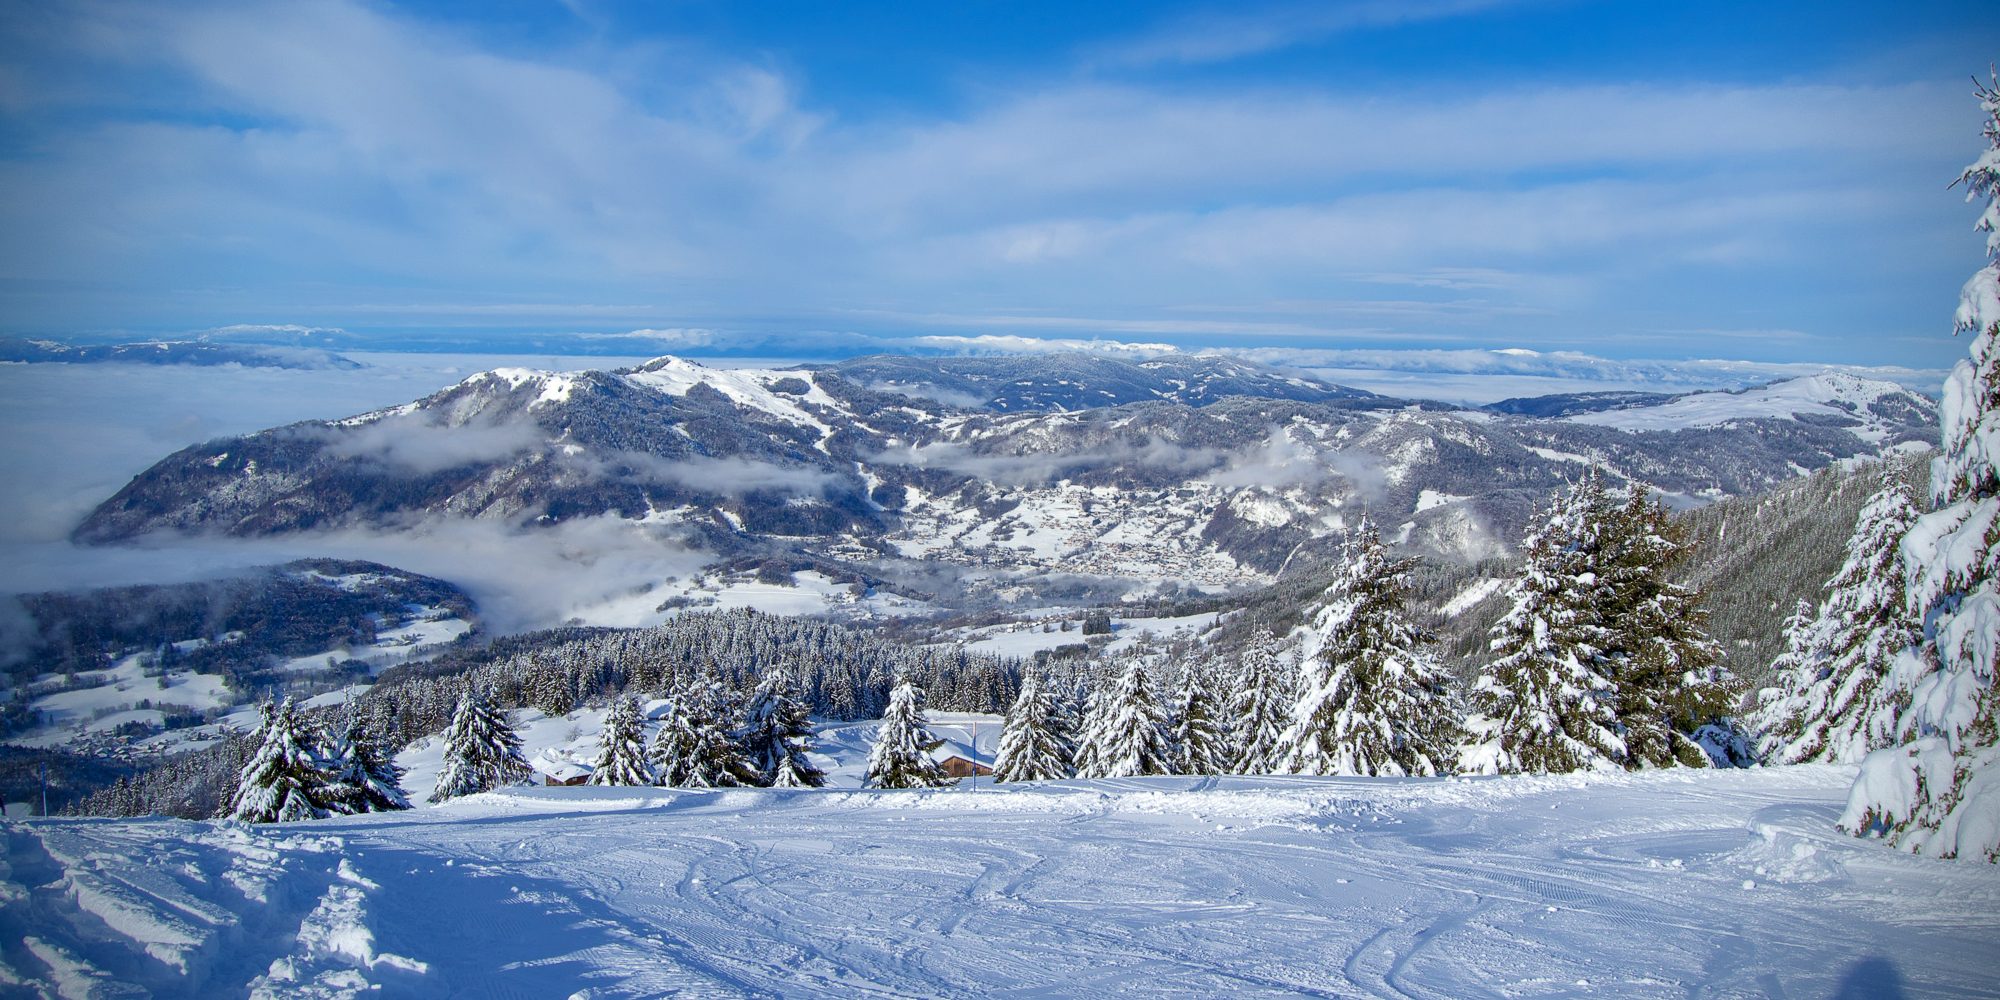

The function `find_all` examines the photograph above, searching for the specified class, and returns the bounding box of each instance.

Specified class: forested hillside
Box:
[1676,451,1930,693]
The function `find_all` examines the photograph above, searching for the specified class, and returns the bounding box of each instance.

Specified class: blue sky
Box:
[0,0,1995,366]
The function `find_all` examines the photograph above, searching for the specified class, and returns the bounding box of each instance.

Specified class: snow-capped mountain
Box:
[0,336,359,370]
[1560,372,1934,443]
[72,355,1936,608]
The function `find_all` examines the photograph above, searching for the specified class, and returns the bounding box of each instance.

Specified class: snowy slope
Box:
[4,767,1995,997]
[1565,373,1936,443]
[6,563,476,760]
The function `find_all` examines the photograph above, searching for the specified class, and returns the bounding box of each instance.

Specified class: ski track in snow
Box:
[2,766,1997,998]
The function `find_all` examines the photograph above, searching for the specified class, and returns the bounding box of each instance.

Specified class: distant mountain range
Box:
[0,337,359,370]
[72,353,1937,609]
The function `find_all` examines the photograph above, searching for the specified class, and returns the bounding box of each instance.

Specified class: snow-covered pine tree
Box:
[1171,665,1235,776]
[740,672,827,788]
[324,712,410,814]
[1752,474,1923,764]
[1080,657,1175,777]
[429,686,534,803]
[1751,599,1827,758]
[1469,475,1626,774]
[589,696,653,786]
[1275,519,1461,776]
[1841,75,2000,860]
[1047,672,1084,773]
[648,693,701,787]
[1230,633,1294,774]
[866,678,954,788]
[229,699,336,822]
[1068,676,1107,779]
[695,677,765,787]
[993,672,1072,782]
[1599,489,1736,769]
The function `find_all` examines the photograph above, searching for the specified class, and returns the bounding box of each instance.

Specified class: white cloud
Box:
[1203,426,1383,499]
[580,452,842,497]
[203,323,350,341]
[0,516,716,636]
[1208,346,1951,401]
[324,416,545,476]
[582,328,718,347]
[906,334,1179,356]
[820,83,1958,233]
[1093,0,1523,68]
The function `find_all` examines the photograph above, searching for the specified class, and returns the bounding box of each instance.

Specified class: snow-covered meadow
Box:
[5,764,1996,998]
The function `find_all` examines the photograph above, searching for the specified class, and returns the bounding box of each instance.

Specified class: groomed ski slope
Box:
[4,766,1996,998]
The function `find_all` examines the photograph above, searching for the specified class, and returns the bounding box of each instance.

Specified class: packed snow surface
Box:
[4,766,1996,997]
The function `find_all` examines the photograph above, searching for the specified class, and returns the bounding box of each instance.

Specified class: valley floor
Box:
[2,766,1996,998]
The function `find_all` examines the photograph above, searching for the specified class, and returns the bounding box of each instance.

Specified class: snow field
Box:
[7,600,474,759]
[956,611,1220,659]
[1565,372,1921,442]
[4,765,1996,998]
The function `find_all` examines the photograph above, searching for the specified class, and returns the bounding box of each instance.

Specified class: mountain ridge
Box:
[71,353,1937,612]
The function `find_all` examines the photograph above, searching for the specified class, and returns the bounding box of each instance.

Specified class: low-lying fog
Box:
[0,353,706,634]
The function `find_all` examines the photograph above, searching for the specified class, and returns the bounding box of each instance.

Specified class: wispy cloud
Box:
[344,304,666,318]
[1092,0,1523,68]
[854,307,1468,342]
[905,334,1178,356]
[1210,346,1950,397]
[1203,426,1383,499]
[323,415,545,476]
[579,328,717,347]
[203,323,351,341]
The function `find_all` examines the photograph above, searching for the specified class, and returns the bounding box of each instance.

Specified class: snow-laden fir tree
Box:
[654,678,762,788]
[1047,673,1084,773]
[229,698,336,823]
[1068,678,1107,778]
[1230,633,1294,774]
[1469,474,1625,774]
[1274,519,1461,776]
[740,671,826,788]
[1079,657,1175,777]
[993,672,1072,782]
[1172,665,1235,776]
[1751,600,1829,758]
[866,678,954,789]
[680,680,756,788]
[589,696,653,786]
[1598,489,1736,768]
[1842,76,2000,860]
[647,692,702,787]
[429,686,534,803]
[1752,474,1923,764]
[323,712,410,814]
